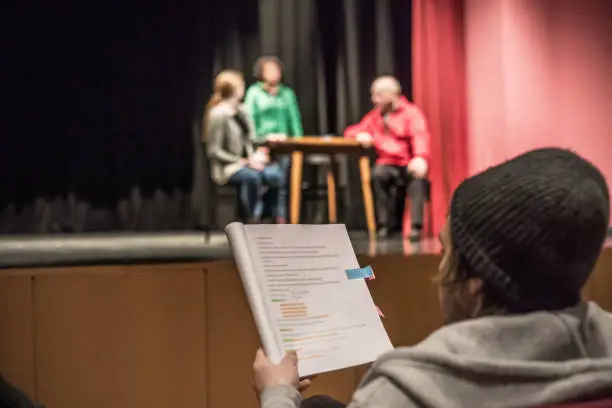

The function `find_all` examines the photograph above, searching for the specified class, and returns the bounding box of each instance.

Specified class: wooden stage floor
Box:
[202,230,442,258]
[0,229,609,268]
[201,230,612,259]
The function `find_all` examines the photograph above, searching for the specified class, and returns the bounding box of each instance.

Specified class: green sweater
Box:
[244,82,303,140]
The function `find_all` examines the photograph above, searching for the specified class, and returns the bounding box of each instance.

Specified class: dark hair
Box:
[436,249,510,316]
[252,55,284,80]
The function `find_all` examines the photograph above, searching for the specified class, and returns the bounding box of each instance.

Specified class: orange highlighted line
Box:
[280,303,306,308]
[280,306,308,312]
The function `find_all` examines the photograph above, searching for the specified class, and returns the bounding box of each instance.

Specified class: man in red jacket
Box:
[345,76,430,240]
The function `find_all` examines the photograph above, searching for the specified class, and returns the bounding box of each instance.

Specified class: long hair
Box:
[202,70,244,140]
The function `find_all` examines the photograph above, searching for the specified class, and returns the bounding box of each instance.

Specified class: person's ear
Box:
[465,277,485,318]
[466,277,484,296]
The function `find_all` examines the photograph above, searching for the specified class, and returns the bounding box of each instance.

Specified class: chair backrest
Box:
[191,137,219,229]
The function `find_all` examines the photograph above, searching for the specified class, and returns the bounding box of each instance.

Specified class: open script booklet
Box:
[225,222,393,377]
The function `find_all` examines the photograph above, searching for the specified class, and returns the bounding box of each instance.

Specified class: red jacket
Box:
[344,96,430,166]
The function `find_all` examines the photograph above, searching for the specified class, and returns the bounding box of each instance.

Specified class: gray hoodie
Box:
[261,302,612,408]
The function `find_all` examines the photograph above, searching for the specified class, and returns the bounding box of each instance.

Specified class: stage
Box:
[1,228,610,269]
[0,230,441,269]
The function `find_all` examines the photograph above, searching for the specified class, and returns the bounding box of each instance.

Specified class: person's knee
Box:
[242,168,263,187]
[372,165,384,179]
[263,166,285,188]
[373,165,390,182]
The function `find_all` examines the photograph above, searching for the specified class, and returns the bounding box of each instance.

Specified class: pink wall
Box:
[465,0,612,219]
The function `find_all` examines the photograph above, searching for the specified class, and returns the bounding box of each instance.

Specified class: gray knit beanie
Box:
[450,148,610,312]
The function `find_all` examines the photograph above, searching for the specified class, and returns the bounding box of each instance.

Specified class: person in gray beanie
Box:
[251,148,612,408]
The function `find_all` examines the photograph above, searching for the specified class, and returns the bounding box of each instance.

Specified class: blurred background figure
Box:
[245,55,303,141]
[345,76,430,241]
[245,56,304,224]
[205,70,285,224]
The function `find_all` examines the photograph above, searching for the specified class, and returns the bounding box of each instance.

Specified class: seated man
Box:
[344,76,430,240]
[252,148,612,407]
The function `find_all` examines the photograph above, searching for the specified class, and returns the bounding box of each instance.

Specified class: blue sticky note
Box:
[345,265,374,280]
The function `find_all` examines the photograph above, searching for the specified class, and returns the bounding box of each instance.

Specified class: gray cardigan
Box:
[206,103,255,185]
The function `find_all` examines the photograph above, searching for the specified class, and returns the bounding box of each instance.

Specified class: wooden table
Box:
[267,136,376,236]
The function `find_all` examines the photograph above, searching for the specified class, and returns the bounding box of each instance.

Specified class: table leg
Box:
[290,151,304,224]
[326,155,337,223]
[358,156,376,237]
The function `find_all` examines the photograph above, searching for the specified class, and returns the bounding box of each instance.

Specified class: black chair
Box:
[193,139,241,241]
[300,154,346,224]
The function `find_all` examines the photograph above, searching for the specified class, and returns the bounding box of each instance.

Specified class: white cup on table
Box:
[266,133,287,142]
[356,132,373,146]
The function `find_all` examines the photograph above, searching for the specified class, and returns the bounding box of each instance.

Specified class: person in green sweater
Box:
[245,56,304,222]
[245,56,304,141]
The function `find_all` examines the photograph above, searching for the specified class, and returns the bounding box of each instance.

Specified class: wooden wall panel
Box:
[34,266,207,408]
[348,255,445,394]
[205,261,259,408]
[0,246,608,408]
[205,261,358,407]
[0,275,35,397]
[302,369,359,404]
[363,255,444,347]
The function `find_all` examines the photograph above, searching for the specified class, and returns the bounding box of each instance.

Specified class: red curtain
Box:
[412,0,469,236]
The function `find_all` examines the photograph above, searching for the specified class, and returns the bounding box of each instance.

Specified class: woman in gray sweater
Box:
[204,70,284,223]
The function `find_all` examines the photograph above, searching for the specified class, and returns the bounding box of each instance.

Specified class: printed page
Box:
[240,224,393,377]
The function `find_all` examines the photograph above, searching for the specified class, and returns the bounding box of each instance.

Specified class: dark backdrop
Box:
[0,0,411,233]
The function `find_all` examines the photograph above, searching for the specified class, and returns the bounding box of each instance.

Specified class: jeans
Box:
[276,155,290,219]
[372,164,426,231]
[228,164,285,221]
[254,155,290,220]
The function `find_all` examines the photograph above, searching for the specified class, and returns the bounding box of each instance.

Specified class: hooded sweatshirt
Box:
[344,96,430,166]
[261,302,612,408]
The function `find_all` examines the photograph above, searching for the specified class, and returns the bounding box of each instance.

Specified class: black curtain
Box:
[0,0,411,233]
[193,0,413,229]
[0,1,200,232]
